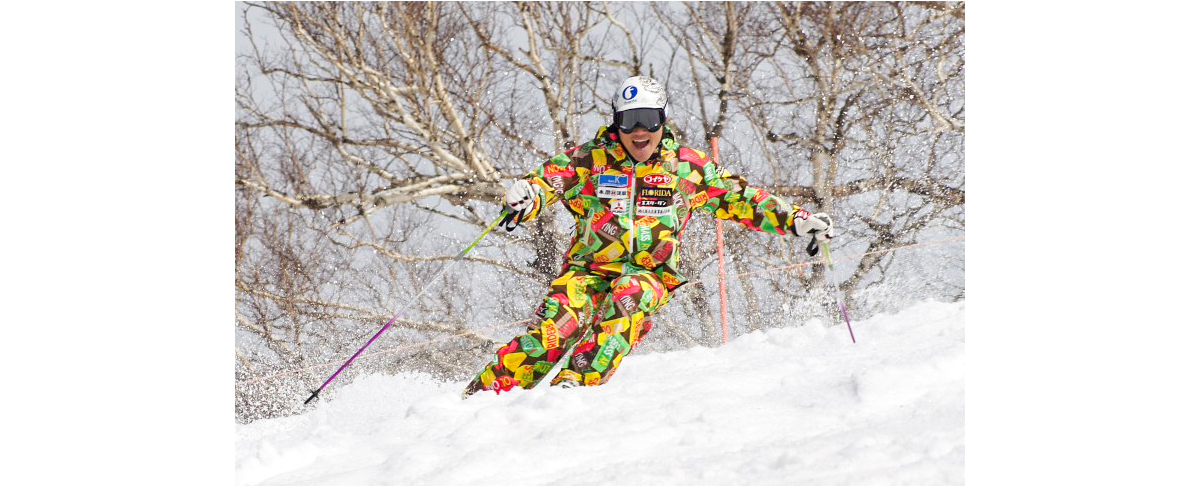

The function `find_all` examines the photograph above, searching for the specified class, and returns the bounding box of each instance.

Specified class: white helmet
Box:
[612,76,668,115]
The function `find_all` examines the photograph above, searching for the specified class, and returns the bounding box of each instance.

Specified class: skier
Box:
[462,75,833,397]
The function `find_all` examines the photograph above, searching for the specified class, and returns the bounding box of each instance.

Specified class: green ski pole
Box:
[819,239,856,344]
[304,211,510,405]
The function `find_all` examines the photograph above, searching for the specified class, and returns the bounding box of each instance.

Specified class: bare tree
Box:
[738,2,966,313]
[234,1,965,422]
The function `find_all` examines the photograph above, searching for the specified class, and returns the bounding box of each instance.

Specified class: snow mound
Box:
[236,300,965,485]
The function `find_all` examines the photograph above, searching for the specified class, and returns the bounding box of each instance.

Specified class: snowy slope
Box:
[235,300,965,485]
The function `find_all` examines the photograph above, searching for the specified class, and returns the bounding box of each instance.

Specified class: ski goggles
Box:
[615,108,665,133]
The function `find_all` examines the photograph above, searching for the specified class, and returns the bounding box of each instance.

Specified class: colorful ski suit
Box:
[463,125,813,397]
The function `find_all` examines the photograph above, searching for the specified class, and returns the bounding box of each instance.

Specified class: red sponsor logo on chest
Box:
[643,174,671,186]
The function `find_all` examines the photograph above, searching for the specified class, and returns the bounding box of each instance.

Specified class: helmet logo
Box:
[622,86,638,100]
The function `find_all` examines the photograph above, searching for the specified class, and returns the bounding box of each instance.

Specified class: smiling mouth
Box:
[632,138,651,150]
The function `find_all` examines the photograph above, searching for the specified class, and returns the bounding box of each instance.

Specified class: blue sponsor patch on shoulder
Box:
[598,174,628,186]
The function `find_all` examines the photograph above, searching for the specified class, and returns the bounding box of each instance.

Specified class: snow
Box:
[236,299,965,485]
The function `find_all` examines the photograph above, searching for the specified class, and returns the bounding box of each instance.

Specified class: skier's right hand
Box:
[501,180,537,231]
[505,180,537,214]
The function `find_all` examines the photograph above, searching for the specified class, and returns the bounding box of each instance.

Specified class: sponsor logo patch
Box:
[636,205,672,217]
[598,174,628,186]
[597,186,629,199]
[638,187,673,198]
[643,174,671,186]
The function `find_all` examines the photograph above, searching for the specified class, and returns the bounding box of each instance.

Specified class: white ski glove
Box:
[501,179,538,231]
[794,211,833,256]
[793,211,833,240]
[505,180,537,213]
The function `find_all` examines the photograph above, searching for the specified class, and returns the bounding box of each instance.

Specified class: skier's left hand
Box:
[793,211,833,241]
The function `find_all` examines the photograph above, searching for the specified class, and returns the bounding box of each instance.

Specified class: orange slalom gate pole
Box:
[711,136,730,344]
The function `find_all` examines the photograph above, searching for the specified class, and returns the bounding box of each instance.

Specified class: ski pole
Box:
[819,239,856,344]
[303,210,510,405]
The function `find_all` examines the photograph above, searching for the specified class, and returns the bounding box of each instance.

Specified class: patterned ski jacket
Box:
[516,125,811,291]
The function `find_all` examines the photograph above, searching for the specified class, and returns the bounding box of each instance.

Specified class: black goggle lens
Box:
[616,108,664,133]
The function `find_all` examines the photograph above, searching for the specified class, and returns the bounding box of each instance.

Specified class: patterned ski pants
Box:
[463,266,670,397]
